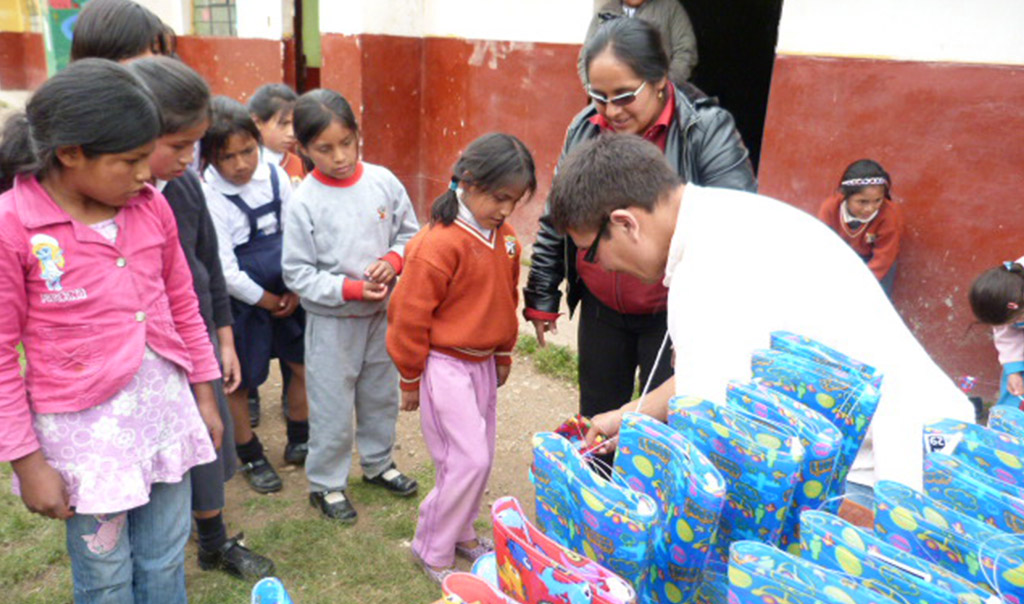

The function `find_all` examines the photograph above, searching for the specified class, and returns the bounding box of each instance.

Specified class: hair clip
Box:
[841,177,889,187]
[1005,261,1016,271]
[449,177,459,192]
[1009,302,1020,311]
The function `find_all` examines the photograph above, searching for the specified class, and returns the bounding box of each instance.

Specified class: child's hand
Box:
[365,260,397,285]
[401,389,420,412]
[193,382,224,449]
[12,450,72,519]
[1010,373,1024,397]
[216,327,242,394]
[272,292,301,318]
[257,291,282,312]
[362,281,388,301]
[497,364,511,387]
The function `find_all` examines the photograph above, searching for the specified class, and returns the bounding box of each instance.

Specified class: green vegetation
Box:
[515,334,578,384]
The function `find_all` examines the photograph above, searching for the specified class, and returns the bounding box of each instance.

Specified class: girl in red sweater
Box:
[818,159,904,296]
[387,133,536,583]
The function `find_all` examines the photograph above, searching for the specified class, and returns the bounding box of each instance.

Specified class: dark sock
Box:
[286,419,309,444]
[196,512,228,552]
[236,434,264,465]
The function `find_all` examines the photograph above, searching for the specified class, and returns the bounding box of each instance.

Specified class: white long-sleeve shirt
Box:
[204,162,292,305]
[663,184,974,491]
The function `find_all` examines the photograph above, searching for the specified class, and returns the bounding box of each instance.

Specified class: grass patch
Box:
[516,334,578,384]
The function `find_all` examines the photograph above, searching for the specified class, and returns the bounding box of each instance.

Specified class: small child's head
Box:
[970,261,1024,325]
[127,56,211,182]
[293,89,360,181]
[431,133,537,228]
[201,96,262,187]
[0,59,161,201]
[71,0,176,63]
[838,159,891,221]
[249,84,299,156]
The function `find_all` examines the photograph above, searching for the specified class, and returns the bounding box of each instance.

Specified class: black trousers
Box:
[577,287,674,418]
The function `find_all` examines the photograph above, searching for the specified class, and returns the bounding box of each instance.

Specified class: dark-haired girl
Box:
[202,96,309,495]
[970,258,1024,409]
[129,57,275,580]
[386,133,536,582]
[248,83,308,186]
[282,89,419,524]
[70,0,176,62]
[0,59,221,602]
[818,159,905,296]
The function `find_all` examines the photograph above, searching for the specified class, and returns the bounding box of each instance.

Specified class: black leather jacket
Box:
[524,84,758,316]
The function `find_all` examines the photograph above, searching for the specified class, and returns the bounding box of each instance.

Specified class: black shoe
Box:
[198,533,275,580]
[283,442,308,466]
[240,457,282,494]
[309,490,357,524]
[362,464,418,497]
[248,390,261,428]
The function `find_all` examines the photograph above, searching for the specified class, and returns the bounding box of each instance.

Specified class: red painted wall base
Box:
[0,31,47,90]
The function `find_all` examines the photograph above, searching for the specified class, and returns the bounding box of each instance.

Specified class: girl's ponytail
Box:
[0,112,38,194]
[430,178,461,225]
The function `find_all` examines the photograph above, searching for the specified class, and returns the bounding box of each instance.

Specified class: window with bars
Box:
[193,0,236,36]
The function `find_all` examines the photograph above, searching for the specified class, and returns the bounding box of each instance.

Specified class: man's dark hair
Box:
[548,133,681,234]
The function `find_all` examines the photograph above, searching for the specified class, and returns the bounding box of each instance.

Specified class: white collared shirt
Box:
[204,162,292,305]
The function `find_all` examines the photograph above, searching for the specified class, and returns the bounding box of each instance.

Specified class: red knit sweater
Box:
[387,218,520,391]
[818,193,904,280]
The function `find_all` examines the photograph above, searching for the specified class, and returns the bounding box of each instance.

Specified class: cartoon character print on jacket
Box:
[31,233,65,291]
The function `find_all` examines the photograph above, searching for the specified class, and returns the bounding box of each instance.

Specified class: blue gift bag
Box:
[726,381,843,551]
[612,412,725,603]
[532,431,657,587]
[729,540,899,604]
[873,480,1024,598]
[770,330,884,389]
[800,510,994,604]
[990,406,1024,439]
[751,349,880,490]
[923,452,1024,533]
[668,397,804,561]
[924,418,1024,489]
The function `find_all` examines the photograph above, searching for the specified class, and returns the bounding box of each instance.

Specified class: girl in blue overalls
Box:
[203,96,309,494]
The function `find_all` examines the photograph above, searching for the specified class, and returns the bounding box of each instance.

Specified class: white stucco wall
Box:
[137,0,291,39]
[777,0,1024,66]
[320,0,593,44]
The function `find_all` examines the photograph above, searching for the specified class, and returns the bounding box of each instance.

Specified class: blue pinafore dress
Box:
[225,166,305,390]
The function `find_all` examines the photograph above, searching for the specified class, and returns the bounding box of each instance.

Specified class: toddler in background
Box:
[970,259,1024,409]
[818,159,904,296]
[387,133,536,582]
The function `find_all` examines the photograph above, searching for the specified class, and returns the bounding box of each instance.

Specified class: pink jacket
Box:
[0,176,221,462]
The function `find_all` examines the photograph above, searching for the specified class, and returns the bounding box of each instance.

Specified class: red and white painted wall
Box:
[759,0,1024,397]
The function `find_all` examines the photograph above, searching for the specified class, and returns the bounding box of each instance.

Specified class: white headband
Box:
[841,177,888,187]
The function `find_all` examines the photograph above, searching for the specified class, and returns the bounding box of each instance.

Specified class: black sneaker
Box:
[283,442,308,466]
[198,533,275,580]
[362,464,418,497]
[309,490,357,524]
[248,390,261,428]
[240,457,282,494]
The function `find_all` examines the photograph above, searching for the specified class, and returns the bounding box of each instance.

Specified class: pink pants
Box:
[412,351,498,567]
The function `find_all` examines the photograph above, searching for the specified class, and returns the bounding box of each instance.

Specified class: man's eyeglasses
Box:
[586,81,646,107]
[582,217,610,264]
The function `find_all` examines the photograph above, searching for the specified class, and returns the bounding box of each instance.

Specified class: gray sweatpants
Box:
[305,311,399,492]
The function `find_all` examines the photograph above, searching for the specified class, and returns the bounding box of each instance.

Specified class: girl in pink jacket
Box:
[0,59,222,602]
[970,258,1024,409]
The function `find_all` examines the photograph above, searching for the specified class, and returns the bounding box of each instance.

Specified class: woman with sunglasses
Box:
[525,17,755,427]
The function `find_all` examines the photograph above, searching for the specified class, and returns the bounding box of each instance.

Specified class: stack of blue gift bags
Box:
[520,330,1024,604]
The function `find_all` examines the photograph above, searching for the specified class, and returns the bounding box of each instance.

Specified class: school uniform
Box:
[205,162,304,390]
[818,193,904,294]
[158,169,237,510]
[387,204,521,568]
[281,162,419,493]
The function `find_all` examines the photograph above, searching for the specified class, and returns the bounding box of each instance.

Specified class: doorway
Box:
[681,0,783,173]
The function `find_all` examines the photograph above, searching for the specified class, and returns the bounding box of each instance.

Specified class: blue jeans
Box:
[65,478,191,603]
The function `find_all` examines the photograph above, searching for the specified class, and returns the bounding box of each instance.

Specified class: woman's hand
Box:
[216,326,242,394]
[584,408,625,454]
[529,318,558,347]
[12,450,72,519]
[401,389,420,412]
[193,382,224,449]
